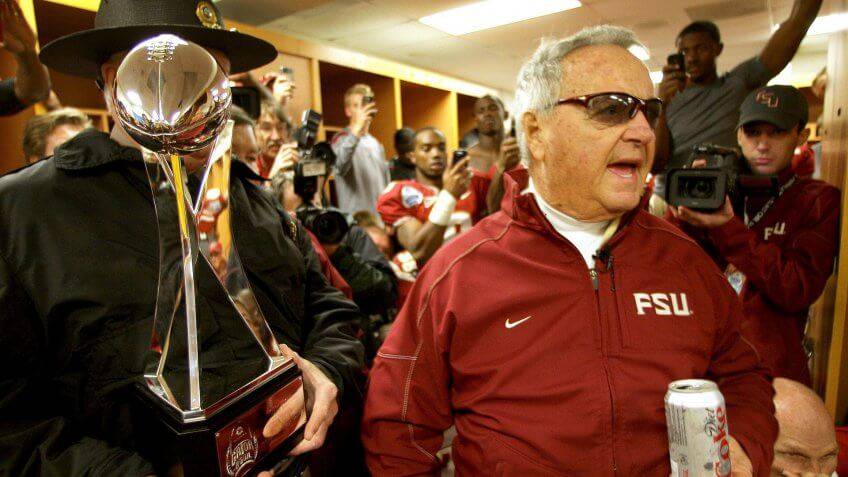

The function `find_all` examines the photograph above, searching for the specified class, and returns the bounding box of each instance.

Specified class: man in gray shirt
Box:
[653,0,822,175]
[331,83,390,217]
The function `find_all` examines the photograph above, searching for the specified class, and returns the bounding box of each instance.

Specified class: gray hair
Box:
[513,25,647,164]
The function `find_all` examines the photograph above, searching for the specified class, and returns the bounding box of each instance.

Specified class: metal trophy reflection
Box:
[113,34,305,476]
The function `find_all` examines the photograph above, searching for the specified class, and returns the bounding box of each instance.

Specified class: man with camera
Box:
[653,0,822,179]
[668,85,840,385]
[364,26,777,476]
[0,1,365,475]
[331,83,390,217]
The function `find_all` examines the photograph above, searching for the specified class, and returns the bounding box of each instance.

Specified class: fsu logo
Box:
[225,424,259,477]
[633,292,692,316]
[756,90,779,108]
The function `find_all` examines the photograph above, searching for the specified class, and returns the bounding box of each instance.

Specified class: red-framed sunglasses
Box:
[556,92,663,129]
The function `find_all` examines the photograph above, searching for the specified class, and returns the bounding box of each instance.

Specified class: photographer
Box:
[653,0,822,178]
[330,83,390,217]
[668,85,840,385]
[271,117,397,322]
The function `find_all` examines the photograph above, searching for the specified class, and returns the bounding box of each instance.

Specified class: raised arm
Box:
[760,0,823,75]
[1,0,51,106]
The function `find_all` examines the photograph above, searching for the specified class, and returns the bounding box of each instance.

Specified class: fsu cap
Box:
[738,85,809,131]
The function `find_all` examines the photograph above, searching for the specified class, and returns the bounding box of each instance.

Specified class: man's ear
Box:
[716,42,724,57]
[522,111,545,163]
[798,127,811,146]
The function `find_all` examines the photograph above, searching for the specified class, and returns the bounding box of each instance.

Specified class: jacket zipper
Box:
[589,266,618,473]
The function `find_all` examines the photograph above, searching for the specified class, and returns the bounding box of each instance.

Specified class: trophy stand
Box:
[113,34,306,476]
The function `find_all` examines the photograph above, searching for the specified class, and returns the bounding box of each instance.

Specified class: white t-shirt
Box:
[526,179,609,269]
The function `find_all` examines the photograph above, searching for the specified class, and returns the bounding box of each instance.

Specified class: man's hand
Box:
[350,101,377,137]
[279,344,338,456]
[496,137,521,174]
[658,63,686,104]
[729,436,753,476]
[443,156,471,200]
[0,0,36,55]
[268,142,300,179]
[669,195,734,228]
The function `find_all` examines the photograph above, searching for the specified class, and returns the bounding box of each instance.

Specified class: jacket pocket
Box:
[615,266,714,352]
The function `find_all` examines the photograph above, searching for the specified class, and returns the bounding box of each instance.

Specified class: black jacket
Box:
[0,129,364,476]
[332,226,397,317]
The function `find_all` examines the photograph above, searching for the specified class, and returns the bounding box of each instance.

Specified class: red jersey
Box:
[376,175,489,240]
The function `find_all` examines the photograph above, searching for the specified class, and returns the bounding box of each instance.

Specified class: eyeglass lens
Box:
[586,94,661,129]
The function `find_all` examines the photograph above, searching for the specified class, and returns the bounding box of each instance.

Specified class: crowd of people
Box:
[1,0,847,475]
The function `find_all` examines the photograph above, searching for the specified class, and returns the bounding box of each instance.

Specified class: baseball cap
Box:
[737,85,809,131]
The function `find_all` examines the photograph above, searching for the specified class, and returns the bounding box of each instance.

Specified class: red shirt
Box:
[377,175,489,309]
[363,169,777,476]
[376,175,489,238]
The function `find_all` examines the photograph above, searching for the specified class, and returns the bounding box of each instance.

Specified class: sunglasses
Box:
[556,92,663,129]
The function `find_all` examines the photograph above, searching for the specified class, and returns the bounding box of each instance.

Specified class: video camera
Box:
[666,144,779,211]
[292,109,350,245]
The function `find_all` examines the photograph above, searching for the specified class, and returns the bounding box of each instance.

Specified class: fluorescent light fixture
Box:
[773,13,848,35]
[650,71,663,84]
[419,0,582,36]
[628,44,650,61]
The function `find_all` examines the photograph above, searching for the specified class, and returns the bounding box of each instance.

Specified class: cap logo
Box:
[196,1,221,29]
[756,91,779,108]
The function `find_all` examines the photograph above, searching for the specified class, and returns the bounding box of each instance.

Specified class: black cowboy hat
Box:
[39,0,277,79]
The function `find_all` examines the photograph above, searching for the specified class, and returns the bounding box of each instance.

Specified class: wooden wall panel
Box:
[457,93,478,146]
[822,25,848,424]
[400,81,457,151]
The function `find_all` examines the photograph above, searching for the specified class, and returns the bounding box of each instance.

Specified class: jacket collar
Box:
[52,128,267,182]
[53,128,142,170]
[502,168,639,253]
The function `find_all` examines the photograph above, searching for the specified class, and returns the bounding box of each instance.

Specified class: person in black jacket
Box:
[0,1,364,476]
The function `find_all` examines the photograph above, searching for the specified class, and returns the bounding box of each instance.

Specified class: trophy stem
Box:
[169,153,202,411]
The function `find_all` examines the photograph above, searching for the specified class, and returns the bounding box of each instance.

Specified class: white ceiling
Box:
[216,0,840,94]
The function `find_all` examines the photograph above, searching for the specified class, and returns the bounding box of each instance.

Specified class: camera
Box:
[291,109,349,244]
[666,144,779,211]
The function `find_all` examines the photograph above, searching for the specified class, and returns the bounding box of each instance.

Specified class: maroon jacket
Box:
[362,169,777,476]
[668,170,840,384]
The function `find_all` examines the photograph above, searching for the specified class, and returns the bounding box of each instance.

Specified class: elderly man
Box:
[772,378,839,476]
[362,26,777,476]
[0,1,363,475]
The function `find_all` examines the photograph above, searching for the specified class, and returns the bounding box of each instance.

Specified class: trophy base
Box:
[132,363,305,477]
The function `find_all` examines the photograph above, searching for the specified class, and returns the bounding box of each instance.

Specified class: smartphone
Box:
[452,149,468,169]
[667,53,685,72]
[280,66,294,82]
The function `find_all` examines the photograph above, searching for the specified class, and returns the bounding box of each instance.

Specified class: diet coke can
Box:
[665,379,732,477]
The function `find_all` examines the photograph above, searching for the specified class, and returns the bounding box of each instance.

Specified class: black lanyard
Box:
[743,176,796,228]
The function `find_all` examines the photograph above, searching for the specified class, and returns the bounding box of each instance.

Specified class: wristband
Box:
[428,190,457,226]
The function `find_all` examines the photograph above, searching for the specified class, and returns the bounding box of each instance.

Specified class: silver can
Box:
[665,379,732,477]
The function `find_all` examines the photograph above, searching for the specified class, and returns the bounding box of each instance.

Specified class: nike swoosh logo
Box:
[505,315,532,329]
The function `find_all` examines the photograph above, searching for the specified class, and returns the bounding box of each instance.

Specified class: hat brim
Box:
[40,25,278,79]
[737,111,801,131]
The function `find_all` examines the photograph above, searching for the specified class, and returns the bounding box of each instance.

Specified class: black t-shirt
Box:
[0,78,27,116]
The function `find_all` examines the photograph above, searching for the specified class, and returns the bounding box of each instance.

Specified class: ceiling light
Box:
[773,13,848,35]
[419,0,582,36]
[650,71,663,84]
[628,44,650,61]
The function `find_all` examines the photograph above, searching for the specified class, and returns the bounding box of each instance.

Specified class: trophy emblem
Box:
[113,34,305,476]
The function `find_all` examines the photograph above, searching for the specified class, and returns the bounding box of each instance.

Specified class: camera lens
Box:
[312,210,349,244]
[682,177,715,200]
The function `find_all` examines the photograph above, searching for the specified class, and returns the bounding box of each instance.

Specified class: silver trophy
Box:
[113,34,305,476]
